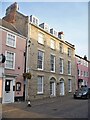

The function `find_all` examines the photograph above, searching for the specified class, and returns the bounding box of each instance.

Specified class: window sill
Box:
[5,67,15,70]
[37,68,44,71]
[51,71,55,73]
[37,92,43,95]
[60,72,63,74]
[6,44,16,49]
[38,42,45,46]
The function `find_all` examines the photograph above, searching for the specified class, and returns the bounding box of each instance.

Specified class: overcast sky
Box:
[0,1,88,58]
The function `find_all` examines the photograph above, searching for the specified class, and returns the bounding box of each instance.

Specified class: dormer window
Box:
[39,23,49,32]
[50,28,58,37]
[30,15,39,26]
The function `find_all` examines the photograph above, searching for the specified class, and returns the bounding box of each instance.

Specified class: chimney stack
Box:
[3,2,19,23]
[58,31,64,40]
[84,55,87,61]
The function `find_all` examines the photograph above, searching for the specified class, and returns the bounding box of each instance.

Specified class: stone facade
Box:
[26,24,76,100]
[3,3,76,100]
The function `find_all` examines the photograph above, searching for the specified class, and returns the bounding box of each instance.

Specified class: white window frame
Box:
[6,32,16,48]
[81,70,83,76]
[5,51,15,69]
[50,39,55,50]
[68,79,72,92]
[59,57,64,74]
[68,48,71,57]
[78,58,81,64]
[37,50,44,70]
[50,54,55,72]
[59,43,63,53]
[37,76,43,94]
[68,60,71,75]
[78,69,80,76]
[38,33,44,45]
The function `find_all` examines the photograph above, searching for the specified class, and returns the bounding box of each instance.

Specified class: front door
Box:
[3,79,15,103]
[50,82,56,96]
[60,81,65,95]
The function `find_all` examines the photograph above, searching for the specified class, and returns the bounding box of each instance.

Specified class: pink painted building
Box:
[75,54,89,89]
[0,19,26,103]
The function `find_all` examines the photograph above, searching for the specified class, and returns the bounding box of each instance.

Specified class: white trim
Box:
[59,43,64,53]
[50,39,55,50]
[5,51,15,70]
[78,69,81,76]
[67,48,71,57]
[2,77,15,103]
[60,80,65,96]
[38,32,44,45]
[37,50,44,70]
[59,57,64,74]
[6,32,16,48]
[37,76,43,94]
[50,54,55,72]
[68,60,71,75]
[68,79,72,92]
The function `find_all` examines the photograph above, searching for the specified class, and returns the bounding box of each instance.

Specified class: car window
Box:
[78,87,88,92]
[88,88,90,92]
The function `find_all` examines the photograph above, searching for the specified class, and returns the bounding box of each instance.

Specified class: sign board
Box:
[0,54,6,63]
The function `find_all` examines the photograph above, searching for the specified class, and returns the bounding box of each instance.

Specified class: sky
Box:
[0,1,88,58]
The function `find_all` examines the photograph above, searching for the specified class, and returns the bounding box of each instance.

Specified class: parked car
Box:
[73,86,90,99]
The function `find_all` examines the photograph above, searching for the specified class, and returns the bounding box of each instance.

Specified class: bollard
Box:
[27,100,31,107]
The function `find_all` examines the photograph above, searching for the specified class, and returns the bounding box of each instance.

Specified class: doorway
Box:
[60,79,65,96]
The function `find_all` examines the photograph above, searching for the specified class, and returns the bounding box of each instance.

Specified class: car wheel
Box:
[87,95,89,99]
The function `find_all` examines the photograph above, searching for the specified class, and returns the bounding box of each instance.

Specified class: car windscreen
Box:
[78,87,88,92]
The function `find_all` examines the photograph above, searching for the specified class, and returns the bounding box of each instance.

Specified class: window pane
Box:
[37,76,43,93]
[7,33,16,47]
[60,43,63,53]
[5,51,15,69]
[60,58,63,73]
[38,33,44,44]
[51,39,55,49]
[51,55,55,72]
[68,79,72,92]
[37,51,44,69]
[68,61,71,75]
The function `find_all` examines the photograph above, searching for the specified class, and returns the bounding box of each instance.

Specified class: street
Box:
[2,95,88,119]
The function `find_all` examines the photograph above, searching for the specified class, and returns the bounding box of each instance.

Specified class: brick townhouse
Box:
[75,55,90,89]
[0,18,26,103]
[3,2,76,100]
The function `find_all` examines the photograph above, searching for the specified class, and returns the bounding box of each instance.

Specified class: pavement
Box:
[0,104,2,120]
[2,95,89,119]
[3,95,72,109]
